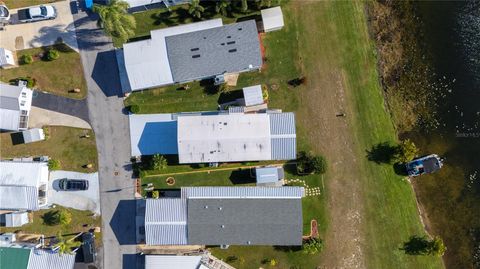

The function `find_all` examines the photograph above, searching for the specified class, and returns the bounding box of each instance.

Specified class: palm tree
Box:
[93,0,136,45]
[54,233,81,255]
[189,0,205,19]
[215,0,231,16]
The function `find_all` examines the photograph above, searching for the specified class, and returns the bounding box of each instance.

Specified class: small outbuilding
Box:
[2,212,30,227]
[255,166,285,187]
[0,48,15,68]
[261,6,284,32]
[21,128,45,144]
[241,85,264,107]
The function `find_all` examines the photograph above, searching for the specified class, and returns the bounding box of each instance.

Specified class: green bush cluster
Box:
[21,54,33,65]
[43,210,72,226]
[47,49,60,61]
[48,159,61,170]
[297,151,327,175]
[151,190,160,199]
[302,238,324,255]
[129,105,140,114]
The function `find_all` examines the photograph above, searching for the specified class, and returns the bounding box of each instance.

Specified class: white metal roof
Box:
[145,255,202,269]
[242,85,264,106]
[0,186,38,210]
[123,19,223,91]
[128,113,178,156]
[0,109,20,131]
[177,114,272,163]
[183,186,304,199]
[261,6,284,32]
[27,248,75,269]
[0,83,33,131]
[4,212,29,227]
[22,128,45,144]
[145,198,187,245]
[0,161,49,187]
[0,48,15,66]
[123,0,162,8]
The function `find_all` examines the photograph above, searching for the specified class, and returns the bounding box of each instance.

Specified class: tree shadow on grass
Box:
[393,162,408,176]
[366,142,397,164]
[400,235,430,255]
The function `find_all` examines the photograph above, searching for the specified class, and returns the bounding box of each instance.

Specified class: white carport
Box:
[261,6,284,32]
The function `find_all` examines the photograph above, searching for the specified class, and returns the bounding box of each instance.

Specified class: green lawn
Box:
[0,205,102,246]
[0,126,98,172]
[2,0,61,9]
[0,44,87,99]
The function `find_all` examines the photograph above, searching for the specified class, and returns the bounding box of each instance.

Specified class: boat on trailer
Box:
[406,154,444,177]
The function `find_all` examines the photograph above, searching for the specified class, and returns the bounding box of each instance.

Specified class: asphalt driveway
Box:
[32,90,90,123]
[0,0,78,51]
[48,170,100,214]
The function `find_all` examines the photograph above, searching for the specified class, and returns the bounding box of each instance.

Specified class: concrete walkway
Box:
[29,107,91,129]
[73,6,136,269]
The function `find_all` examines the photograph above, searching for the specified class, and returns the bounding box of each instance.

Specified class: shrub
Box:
[48,159,61,170]
[226,256,238,263]
[262,85,269,101]
[402,235,446,256]
[21,54,33,64]
[42,127,50,140]
[302,238,324,255]
[151,190,160,199]
[297,151,327,175]
[150,154,167,170]
[394,139,419,163]
[129,104,140,114]
[47,49,60,61]
[17,77,36,88]
[43,210,72,226]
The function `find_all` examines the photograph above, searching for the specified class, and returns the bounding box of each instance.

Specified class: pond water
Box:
[410,1,480,268]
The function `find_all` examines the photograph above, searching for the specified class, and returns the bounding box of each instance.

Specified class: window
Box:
[228,49,237,53]
[21,92,27,97]
[227,41,235,45]
[190,48,199,52]
[192,54,201,58]
[20,100,26,106]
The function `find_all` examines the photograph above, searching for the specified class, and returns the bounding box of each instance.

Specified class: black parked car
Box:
[59,178,89,191]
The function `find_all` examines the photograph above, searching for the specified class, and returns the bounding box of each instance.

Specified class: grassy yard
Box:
[0,126,98,172]
[0,44,87,99]
[0,205,101,245]
[2,0,61,9]
[127,1,443,268]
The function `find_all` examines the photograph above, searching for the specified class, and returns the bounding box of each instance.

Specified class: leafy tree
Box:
[394,139,419,163]
[21,54,33,64]
[302,238,324,255]
[54,233,81,255]
[429,236,447,256]
[48,159,61,170]
[297,151,327,175]
[129,104,140,113]
[215,0,231,16]
[189,0,205,19]
[151,190,160,199]
[151,154,167,170]
[93,0,136,45]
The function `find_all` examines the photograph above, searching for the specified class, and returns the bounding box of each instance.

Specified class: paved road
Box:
[32,91,90,123]
[72,6,137,269]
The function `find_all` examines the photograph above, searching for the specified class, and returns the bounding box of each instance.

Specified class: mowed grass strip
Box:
[0,126,98,172]
[0,44,87,99]
[310,2,443,268]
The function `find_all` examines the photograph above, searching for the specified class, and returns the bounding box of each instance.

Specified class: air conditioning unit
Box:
[0,233,16,245]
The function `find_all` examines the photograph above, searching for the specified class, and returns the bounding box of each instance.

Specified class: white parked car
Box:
[18,5,56,23]
[0,4,10,22]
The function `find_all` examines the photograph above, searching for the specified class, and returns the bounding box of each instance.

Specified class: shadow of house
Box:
[137,122,178,156]
[229,168,255,185]
[110,200,138,245]
[91,50,123,97]
[123,253,143,269]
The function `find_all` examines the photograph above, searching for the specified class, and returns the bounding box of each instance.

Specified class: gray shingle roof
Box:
[187,198,303,245]
[165,20,262,83]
